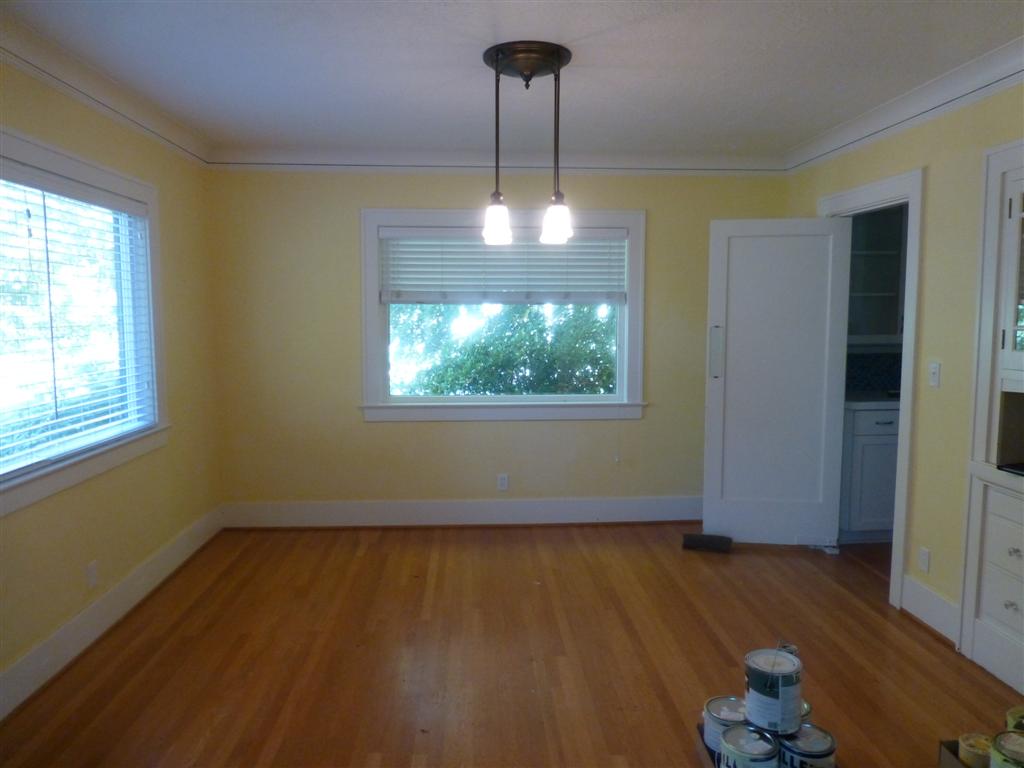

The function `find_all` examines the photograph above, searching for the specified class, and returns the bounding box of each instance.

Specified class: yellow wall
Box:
[210,171,787,502]
[2,53,1021,675]
[0,64,220,669]
[786,85,1024,601]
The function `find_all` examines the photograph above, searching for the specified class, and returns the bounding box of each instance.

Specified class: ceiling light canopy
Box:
[481,41,573,246]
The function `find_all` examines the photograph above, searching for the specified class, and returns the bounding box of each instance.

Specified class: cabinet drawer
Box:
[984,511,1024,578]
[980,564,1024,637]
[987,485,1024,526]
[852,410,899,435]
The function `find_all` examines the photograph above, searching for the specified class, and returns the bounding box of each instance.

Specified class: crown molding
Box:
[783,36,1024,172]
[1,13,1020,176]
[0,15,212,164]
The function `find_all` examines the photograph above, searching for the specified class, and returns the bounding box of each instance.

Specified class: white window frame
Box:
[0,130,168,516]
[360,208,646,421]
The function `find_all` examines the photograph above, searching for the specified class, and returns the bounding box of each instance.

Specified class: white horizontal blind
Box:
[379,227,628,305]
[0,176,156,478]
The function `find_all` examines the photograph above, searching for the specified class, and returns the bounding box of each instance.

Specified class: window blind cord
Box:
[41,192,60,422]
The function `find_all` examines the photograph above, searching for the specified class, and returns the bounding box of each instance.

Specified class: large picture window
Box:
[0,139,160,485]
[361,209,645,420]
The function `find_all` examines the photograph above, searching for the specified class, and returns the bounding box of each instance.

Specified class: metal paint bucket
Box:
[718,725,779,768]
[993,731,1024,768]
[779,724,836,768]
[744,649,803,734]
[703,696,747,754]
[957,733,991,768]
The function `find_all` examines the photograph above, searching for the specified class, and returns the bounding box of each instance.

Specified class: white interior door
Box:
[703,218,851,545]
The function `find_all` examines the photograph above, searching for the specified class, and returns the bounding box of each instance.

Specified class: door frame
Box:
[817,168,923,610]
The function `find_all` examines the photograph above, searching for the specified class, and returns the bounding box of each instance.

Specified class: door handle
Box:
[708,325,724,380]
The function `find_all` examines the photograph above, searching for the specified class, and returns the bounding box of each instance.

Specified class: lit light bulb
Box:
[540,193,573,245]
[482,193,512,245]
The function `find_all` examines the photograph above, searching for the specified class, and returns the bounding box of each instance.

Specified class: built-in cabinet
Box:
[840,402,898,542]
[849,206,907,346]
[962,143,1024,694]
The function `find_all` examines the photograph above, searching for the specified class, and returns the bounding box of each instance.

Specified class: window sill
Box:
[362,402,646,422]
[0,424,170,517]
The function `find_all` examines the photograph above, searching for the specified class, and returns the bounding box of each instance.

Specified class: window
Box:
[0,133,164,504]
[361,209,645,420]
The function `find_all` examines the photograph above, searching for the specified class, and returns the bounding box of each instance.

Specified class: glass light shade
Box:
[540,203,573,245]
[482,203,513,245]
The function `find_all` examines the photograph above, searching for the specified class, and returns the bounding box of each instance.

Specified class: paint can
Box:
[779,723,836,768]
[744,648,803,734]
[992,731,1024,768]
[703,696,747,754]
[778,642,799,657]
[1008,705,1024,730]
[957,733,991,768]
[718,724,779,768]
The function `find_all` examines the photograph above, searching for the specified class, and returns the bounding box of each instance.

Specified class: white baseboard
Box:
[901,573,961,643]
[0,508,221,721]
[219,495,702,528]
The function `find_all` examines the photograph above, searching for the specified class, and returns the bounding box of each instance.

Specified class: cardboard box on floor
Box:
[938,740,961,768]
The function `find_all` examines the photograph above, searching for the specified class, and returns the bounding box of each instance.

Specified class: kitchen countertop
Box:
[845,394,900,410]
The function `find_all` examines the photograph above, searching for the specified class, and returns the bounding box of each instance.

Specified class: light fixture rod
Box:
[494,55,501,196]
[553,67,561,196]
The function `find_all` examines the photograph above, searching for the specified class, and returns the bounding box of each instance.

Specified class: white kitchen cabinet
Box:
[840,403,899,542]
[963,142,1024,693]
[961,473,1024,693]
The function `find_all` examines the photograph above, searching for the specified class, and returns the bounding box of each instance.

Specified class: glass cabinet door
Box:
[1002,172,1024,371]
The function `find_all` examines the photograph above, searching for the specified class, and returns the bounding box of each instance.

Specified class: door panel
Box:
[704,218,851,545]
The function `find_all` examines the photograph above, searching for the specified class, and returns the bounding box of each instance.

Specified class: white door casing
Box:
[704,218,851,545]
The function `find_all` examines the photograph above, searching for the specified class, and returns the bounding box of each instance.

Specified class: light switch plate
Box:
[928,361,941,388]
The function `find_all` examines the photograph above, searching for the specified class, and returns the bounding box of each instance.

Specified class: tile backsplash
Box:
[846,351,902,395]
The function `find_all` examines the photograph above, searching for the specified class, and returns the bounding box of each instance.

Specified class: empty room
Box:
[1,1,1024,765]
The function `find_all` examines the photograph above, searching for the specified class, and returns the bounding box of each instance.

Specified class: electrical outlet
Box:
[928,361,941,388]
[497,473,509,492]
[86,560,99,589]
[918,547,931,574]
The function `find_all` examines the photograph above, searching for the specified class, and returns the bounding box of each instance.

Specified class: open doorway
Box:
[818,170,923,609]
[838,204,908,578]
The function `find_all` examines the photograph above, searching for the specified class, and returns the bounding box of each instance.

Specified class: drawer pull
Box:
[1004,600,1020,611]
[1010,547,1023,557]
[874,420,895,426]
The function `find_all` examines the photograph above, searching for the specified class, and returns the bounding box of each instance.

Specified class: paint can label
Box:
[746,684,802,733]
[718,748,779,768]
[778,747,835,767]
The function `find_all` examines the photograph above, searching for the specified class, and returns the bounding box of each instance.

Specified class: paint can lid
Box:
[704,696,746,723]
[721,725,779,757]
[745,648,802,675]
[995,731,1024,762]
[782,723,836,757]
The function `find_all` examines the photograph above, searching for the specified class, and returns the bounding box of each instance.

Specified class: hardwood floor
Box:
[0,523,1016,767]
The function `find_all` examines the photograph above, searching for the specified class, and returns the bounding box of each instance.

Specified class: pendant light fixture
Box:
[481,49,512,245]
[482,41,573,245]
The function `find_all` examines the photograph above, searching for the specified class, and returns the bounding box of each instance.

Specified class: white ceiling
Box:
[4,1,1023,168]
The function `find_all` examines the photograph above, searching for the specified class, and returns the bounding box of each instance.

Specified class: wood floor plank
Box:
[0,524,1018,767]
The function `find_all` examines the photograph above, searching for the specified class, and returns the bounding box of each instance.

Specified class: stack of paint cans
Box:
[701,643,837,767]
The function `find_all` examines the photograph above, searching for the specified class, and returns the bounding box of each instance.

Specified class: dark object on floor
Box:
[683,533,733,553]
